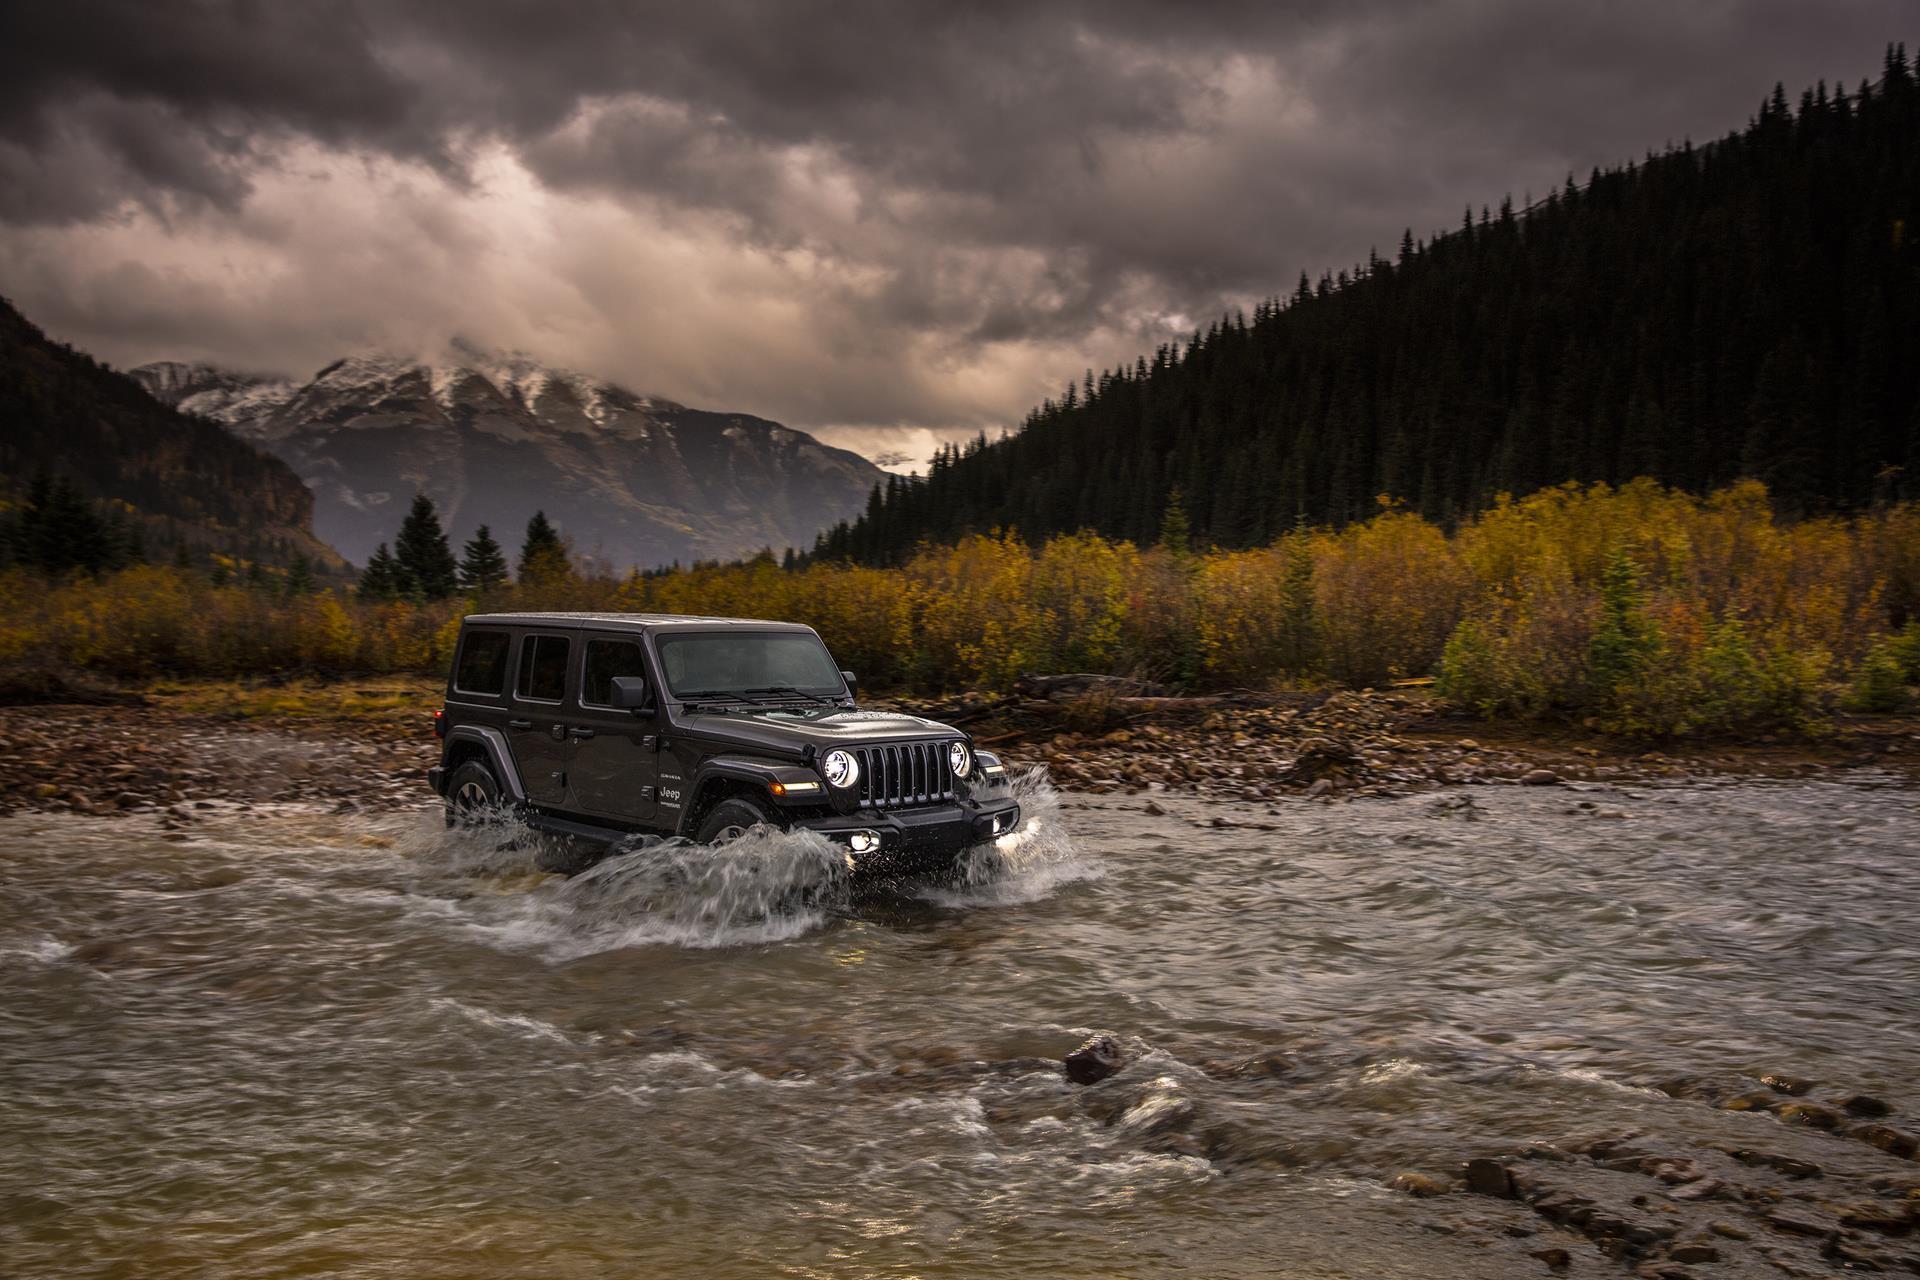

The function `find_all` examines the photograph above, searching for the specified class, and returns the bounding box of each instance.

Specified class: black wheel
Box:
[444,760,503,828]
[693,794,782,845]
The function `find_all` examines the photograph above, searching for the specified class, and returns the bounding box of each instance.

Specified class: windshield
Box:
[656,631,846,700]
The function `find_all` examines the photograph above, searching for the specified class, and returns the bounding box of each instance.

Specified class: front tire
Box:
[694,794,783,845]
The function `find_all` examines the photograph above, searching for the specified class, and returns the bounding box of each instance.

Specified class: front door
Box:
[569,635,660,826]
[508,631,575,807]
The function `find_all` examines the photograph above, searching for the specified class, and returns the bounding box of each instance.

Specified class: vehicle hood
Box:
[675,706,961,757]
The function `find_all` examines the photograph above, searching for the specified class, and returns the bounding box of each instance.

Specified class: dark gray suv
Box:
[427,612,1020,873]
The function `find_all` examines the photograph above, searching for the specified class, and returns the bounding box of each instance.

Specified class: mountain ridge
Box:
[133,350,886,570]
[0,296,341,571]
[815,51,1920,565]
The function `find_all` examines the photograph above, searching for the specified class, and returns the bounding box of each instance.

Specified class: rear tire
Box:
[694,794,782,845]
[444,760,503,828]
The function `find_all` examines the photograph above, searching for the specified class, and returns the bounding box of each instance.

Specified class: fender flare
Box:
[678,755,799,836]
[443,725,529,806]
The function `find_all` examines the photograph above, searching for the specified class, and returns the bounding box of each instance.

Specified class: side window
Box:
[581,638,649,707]
[452,629,510,696]
[516,635,571,702]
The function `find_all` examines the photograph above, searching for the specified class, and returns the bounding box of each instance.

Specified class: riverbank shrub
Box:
[6,480,1919,737]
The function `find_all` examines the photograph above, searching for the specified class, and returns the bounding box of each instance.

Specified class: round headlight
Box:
[822,749,860,788]
[948,740,972,778]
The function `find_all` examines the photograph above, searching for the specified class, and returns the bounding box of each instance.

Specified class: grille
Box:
[855,741,956,809]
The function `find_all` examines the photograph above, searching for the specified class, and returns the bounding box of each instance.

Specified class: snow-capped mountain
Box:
[132,349,886,569]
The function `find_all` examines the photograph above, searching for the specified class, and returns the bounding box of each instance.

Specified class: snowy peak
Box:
[128,348,885,570]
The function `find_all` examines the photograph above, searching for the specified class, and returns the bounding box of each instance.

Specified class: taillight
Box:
[433,708,447,739]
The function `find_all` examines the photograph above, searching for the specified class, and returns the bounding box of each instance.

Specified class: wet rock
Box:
[1117,1079,1197,1138]
[1520,768,1560,786]
[1850,1124,1920,1158]
[1063,1034,1126,1085]
[1389,1171,1455,1197]
[1760,1073,1815,1096]
[1462,1158,1516,1197]
[1528,1247,1571,1269]
[1838,1093,1894,1119]
[1665,1178,1726,1203]
[1716,1146,1822,1179]
[1303,778,1333,799]
[1777,1101,1846,1130]
[1719,1090,1782,1113]
[1836,1200,1914,1232]
[1666,1242,1719,1264]
[1763,1209,1836,1237]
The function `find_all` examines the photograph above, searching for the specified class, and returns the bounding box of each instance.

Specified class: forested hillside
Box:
[818,48,1920,563]
[0,297,340,572]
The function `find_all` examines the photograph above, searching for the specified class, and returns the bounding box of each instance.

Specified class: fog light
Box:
[848,830,881,855]
[994,811,1015,834]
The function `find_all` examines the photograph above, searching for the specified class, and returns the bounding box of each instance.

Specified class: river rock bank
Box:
[883,686,1920,804]
[2,682,1917,818]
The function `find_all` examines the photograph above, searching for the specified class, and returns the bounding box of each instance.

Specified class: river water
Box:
[4,773,1919,1278]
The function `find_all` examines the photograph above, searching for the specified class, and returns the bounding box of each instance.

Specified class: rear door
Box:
[568,633,660,826]
[507,629,576,807]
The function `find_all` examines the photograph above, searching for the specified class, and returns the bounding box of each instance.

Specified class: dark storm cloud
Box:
[1,0,1912,447]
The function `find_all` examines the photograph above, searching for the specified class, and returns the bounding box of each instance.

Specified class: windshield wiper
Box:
[676,689,744,712]
[741,685,837,706]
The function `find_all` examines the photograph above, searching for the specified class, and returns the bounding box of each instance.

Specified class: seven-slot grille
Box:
[855,741,957,809]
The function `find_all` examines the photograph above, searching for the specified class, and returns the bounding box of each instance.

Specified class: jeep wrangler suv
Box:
[427,612,1020,872]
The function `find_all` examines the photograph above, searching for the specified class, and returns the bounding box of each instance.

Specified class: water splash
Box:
[392,766,1090,955]
[932,768,1099,906]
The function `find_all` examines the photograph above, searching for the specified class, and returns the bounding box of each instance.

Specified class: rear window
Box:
[516,635,571,702]
[453,629,510,696]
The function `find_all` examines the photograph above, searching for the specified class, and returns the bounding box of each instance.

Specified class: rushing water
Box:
[4,772,1920,1278]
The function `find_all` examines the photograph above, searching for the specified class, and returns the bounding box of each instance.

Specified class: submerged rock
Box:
[1063,1034,1126,1085]
[1389,1170,1454,1197]
[1760,1072,1815,1096]
[1462,1158,1516,1197]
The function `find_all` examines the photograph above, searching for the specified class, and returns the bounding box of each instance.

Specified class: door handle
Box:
[508,719,532,730]
[569,726,596,739]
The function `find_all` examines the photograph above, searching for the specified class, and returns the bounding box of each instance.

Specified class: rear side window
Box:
[582,638,649,706]
[516,635,571,702]
[453,629,510,695]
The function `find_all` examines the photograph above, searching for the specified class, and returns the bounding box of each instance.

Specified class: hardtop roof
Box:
[459,611,815,634]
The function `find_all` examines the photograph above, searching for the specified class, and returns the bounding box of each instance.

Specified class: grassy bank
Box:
[3,480,1918,738]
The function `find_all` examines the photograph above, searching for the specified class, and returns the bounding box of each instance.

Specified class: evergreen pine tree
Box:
[359,543,400,601]
[457,524,510,594]
[519,510,571,586]
[284,553,315,598]
[393,492,459,599]
[1157,488,1193,557]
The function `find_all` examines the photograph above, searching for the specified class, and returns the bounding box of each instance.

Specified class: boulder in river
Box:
[1461,1158,1515,1197]
[1388,1171,1454,1197]
[1063,1034,1126,1085]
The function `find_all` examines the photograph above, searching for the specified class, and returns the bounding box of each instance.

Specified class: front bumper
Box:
[794,796,1021,871]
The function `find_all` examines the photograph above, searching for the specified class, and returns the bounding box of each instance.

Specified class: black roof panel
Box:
[459,611,814,633]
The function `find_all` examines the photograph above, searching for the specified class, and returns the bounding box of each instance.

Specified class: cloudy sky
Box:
[1,1,1909,468]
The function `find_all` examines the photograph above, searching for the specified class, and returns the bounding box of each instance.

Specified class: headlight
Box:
[948,740,972,778]
[822,749,860,788]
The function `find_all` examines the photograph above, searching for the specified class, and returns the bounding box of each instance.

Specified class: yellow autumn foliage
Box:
[5,482,1917,734]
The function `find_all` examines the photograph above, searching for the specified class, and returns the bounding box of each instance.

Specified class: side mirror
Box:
[609,675,653,715]
[840,670,858,694]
